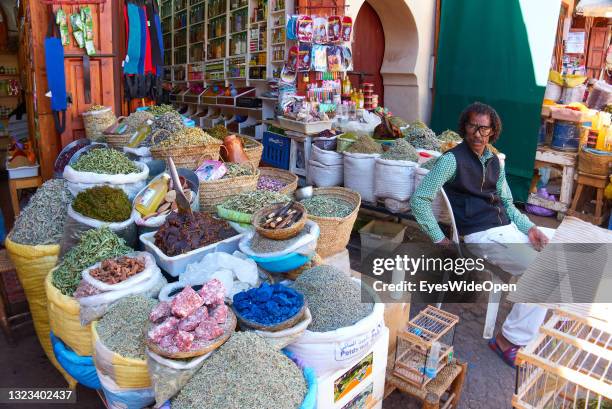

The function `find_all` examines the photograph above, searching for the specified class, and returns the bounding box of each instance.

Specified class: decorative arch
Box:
[348,0,434,122]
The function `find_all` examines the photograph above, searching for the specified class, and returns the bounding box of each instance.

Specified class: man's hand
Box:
[528,227,549,251]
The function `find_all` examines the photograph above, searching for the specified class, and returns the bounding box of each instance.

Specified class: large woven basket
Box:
[258,167,299,195]
[104,116,131,149]
[307,187,361,258]
[150,139,222,171]
[578,148,612,176]
[199,168,260,212]
[241,136,263,169]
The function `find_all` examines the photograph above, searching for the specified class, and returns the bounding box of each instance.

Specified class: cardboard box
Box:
[316,327,389,409]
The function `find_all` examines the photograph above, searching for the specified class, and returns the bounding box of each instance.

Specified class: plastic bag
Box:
[59,206,137,257]
[587,80,612,110]
[98,370,155,409]
[307,160,343,187]
[339,112,381,137]
[146,349,212,407]
[78,253,165,325]
[310,145,343,166]
[63,161,149,200]
[51,332,100,389]
[4,238,76,388]
[343,152,380,203]
[374,158,417,201]
[238,221,320,258]
[253,307,312,349]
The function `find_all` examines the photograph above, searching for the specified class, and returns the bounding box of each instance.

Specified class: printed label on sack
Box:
[334,353,373,403]
[334,321,383,362]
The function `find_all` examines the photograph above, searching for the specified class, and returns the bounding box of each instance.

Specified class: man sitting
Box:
[410,102,555,367]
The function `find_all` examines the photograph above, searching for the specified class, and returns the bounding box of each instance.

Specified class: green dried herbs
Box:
[208,125,229,140]
[72,148,139,174]
[300,195,354,218]
[172,332,306,409]
[72,186,132,222]
[294,265,373,332]
[380,139,418,162]
[52,227,132,296]
[220,191,290,215]
[344,135,383,154]
[404,126,441,151]
[97,295,157,360]
[10,179,72,245]
[437,129,461,142]
[124,111,154,133]
[149,104,178,117]
[153,127,217,149]
[249,229,309,253]
[222,163,253,179]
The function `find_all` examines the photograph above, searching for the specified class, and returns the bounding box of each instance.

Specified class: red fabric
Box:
[143,6,154,74]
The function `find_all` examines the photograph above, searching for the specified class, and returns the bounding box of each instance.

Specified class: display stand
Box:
[527,146,578,219]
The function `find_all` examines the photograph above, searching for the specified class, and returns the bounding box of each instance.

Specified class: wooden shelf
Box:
[230,5,248,12]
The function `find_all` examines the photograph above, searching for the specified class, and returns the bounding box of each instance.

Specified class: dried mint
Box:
[220,191,290,215]
[72,147,139,174]
[172,332,306,409]
[344,135,383,154]
[52,227,132,296]
[300,195,354,218]
[72,186,132,222]
[380,138,419,162]
[10,179,72,245]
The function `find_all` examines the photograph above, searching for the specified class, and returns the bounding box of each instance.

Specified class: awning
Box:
[576,0,612,17]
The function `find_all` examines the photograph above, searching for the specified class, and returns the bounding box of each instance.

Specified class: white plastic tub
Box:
[7,161,40,179]
[139,231,244,277]
[278,117,333,135]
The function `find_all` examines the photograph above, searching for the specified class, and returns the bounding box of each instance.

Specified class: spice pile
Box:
[222,163,253,179]
[404,125,441,151]
[380,138,419,162]
[148,280,229,353]
[344,135,383,154]
[208,125,229,140]
[123,111,154,133]
[437,129,461,142]
[10,179,71,245]
[54,140,90,174]
[153,127,217,149]
[233,283,303,326]
[52,227,132,296]
[149,104,178,117]
[257,175,287,192]
[259,202,303,230]
[220,191,290,215]
[96,295,158,360]
[72,186,132,222]
[154,212,236,257]
[249,228,309,254]
[89,256,145,284]
[294,265,373,332]
[300,195,354,218]
[71,148,139,174]
[172,332,306,409]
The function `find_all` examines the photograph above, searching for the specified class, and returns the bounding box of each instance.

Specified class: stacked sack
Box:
[374,139,419,211]
[342,135,383,204]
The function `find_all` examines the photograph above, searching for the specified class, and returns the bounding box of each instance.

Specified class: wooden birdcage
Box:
[513,309,612,409]
[393,306,459,387]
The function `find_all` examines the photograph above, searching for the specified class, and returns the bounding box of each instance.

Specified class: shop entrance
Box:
[351,1,385,106]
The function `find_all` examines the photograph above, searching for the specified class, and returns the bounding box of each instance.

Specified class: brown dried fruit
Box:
[165,190,177,203]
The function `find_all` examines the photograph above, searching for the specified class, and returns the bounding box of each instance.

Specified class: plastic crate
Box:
[262,131,291,170]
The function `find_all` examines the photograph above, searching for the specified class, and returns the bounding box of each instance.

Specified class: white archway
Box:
[347,0,436,122]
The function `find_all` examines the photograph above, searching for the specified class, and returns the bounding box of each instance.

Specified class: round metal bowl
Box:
[294,186,314,201]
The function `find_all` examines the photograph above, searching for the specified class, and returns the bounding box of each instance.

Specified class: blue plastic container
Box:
[262,131,291,170]
[608,213,612,230]
[538,120,548,146]
[249,252,312,273]
[51,332,101,389]
[552,120,579,151]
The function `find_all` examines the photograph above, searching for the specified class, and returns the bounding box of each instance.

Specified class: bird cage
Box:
[393,306,459,387]
[513,309,612,409]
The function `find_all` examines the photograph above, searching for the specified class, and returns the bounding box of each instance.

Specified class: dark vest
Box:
[443,142,510,236]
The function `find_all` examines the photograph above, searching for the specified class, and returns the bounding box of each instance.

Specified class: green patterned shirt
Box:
[410,149,535,242]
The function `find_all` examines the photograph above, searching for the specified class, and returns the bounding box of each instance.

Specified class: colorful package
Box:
[195,160,228,181]
[326,46,342,72]
[70,13,85,48]
[312,45,327,72]
[313,17,328,44]
[56,9,71,46]
[341,16,353,42]
[298,44,312,71]
[297,15,313,43]
[341,46,353,72]
[328,16,341,42]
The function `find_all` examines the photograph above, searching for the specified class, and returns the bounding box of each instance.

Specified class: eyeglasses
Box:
[466,122,493,137]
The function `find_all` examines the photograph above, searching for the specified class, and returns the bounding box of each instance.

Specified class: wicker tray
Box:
[233,302,307,332]
[241,136,263,170]
[305,187,361,258]
[145,309,237,359]
[258,167,299,195]
[150,130,222,170]
[199,168,260,212]
[253,202,307,240]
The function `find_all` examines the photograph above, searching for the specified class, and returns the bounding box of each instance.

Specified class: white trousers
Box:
[464,223,556,346]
